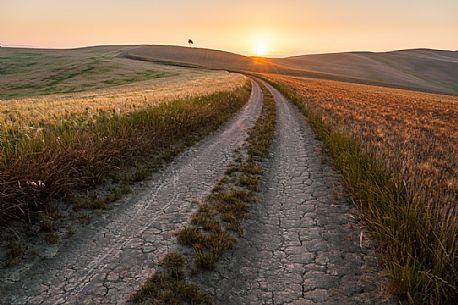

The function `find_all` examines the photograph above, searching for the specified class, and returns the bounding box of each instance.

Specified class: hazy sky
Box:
[1,0,457,56]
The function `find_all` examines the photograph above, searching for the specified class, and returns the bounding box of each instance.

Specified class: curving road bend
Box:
[196,81,396,305]
[0,80,263,305]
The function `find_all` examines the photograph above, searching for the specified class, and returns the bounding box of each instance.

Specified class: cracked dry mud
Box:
[0,80,263,305]
[194,82,396,305]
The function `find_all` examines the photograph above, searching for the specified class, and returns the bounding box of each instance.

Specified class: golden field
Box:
[266,74,457,304]
[268,74,457,224]
[0,68,245,128]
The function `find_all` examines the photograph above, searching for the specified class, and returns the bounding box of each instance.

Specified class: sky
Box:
[1,0,458,57]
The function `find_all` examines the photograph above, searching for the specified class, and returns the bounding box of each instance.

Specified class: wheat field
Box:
[266,73,457,303]
[0,67,245,129]
[268,74,457,223]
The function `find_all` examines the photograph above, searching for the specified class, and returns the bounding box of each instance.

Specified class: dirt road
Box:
[0,80,262,305]
[195,81,395,305]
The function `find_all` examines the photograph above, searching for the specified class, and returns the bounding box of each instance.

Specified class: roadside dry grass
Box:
[0,78,249,226]
[130,81,276,304]
[264,74,457,305]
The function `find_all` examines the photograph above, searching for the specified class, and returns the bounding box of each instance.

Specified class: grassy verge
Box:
[0,82,250,246]
[264,78,457,305]
[130,80,276,304]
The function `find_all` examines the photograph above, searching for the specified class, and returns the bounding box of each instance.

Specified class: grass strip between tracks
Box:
[129,80,276,304]
[263,78,457,305]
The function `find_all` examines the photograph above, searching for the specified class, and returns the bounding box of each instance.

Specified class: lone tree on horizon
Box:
[188,39,193,47]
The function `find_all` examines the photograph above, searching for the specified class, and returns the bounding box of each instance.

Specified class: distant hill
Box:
[2,45,457,95]
[278,49,458,94]
[127,46,458,95]
[124,45,289,73]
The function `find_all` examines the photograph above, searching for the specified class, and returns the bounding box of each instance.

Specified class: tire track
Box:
[0,80,263,305]
[196,81,396,305]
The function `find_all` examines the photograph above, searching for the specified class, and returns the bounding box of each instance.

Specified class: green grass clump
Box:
[265,79,457,305]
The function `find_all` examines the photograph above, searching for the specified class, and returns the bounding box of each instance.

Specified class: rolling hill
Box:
[127,45,458,95]
[2,45,457,95]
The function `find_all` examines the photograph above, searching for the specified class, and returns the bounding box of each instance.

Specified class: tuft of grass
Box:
[176,226,236,270]
[194,250,218,271]
[265,77,458,305]
[191,205,221,233]
[239,162,262,175]
[176,227,203,246]
[224,164,240,176]
[238,175,260,191]
[129,253,212,305]
[160,252,186,279]
[129,272,213,305]
[132,166,151,182]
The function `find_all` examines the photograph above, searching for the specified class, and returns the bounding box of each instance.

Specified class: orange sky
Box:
[1,0,457,57]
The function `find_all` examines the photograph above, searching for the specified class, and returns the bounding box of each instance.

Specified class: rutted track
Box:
[195,81,396,305]
[0,80,263,305]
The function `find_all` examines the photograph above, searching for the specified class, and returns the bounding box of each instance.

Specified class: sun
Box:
[254,42,268,56]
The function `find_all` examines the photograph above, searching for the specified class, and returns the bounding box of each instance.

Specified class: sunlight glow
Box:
[254,42,268,56]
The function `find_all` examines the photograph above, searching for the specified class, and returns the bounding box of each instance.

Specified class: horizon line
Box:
[1,43,457,59]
